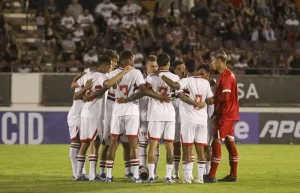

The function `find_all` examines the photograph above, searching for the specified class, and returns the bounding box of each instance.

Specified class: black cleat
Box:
[217,175,238,182]
[203,175,216,183]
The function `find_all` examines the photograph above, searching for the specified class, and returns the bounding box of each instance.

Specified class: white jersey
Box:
[108,67,145,116]
[107,87,115,113]
[67,87,84,125]
[147,71,180,122]
[208,81,216,118]
[77,71,108,118]
[139,73,149,122]
[178,76,214,125]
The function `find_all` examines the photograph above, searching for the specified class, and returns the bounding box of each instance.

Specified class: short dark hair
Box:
[104,50,118,60]
[98,55,112,65]
[157,53,170,67]
[173,60,184,69]
[147,55,157,62]
[198,64,211,72]
[210,49,227,63]
[120,50,134,62]
[185,59,196,73]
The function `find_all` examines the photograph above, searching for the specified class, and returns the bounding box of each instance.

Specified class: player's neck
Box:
[158,67,169,71]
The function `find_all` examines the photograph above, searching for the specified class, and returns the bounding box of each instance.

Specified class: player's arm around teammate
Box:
[73,79,93,100]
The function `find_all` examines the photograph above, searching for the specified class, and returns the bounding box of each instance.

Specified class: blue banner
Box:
[0,111,260,145]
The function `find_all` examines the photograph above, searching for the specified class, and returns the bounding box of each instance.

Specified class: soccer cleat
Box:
[98,173,106,182]
[194,178,204,184]
[171,174,179,179]
[75,175,89,181]
[148,177,154,183]
[203,175,216,183]
[125,173,134,179]
[179,178,192,184]
[82,174,89,180]
[217,175,238,182]
[105,177,114,182]
[133,177,143,183]
[165,177,176,184]
[72,176,76,180]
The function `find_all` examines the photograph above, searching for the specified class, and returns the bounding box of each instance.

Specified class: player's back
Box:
[68,87,84,123]
[109,67,145,116]
[147,71,179,122]
[179,76,213,125]
[79,71,108,118]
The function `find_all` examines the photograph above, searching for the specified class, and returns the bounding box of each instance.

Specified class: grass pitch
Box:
[0,145,300,193]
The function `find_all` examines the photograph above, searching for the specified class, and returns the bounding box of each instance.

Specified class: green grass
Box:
[0,145,300,193]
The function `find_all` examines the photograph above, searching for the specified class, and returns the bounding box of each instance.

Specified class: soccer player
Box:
[204,50,239,183]
[198,64,217,175]
[67,73,92,180]
[73,57,134,181]
[145,53,180,183]
[171,60,185,179]
[105,51,169,183]
[157,59,214,183]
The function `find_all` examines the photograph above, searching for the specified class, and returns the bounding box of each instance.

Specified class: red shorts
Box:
[213,119,235,141]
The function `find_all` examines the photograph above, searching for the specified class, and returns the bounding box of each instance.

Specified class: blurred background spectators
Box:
[0,0,300,75]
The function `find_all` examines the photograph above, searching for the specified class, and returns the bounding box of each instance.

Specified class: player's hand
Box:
[123,65,134,73]
[82,95,89,102]
[160,96,172,103]
[116,97,126,103]
[83,79,93,90]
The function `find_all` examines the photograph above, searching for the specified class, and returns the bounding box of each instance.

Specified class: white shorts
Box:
[68,124,80,140]
[110,115,139,138]
[174,121,181,143]
[207,118,214,145]
[148,121,175,142]
[180,122,207,146]
[80,117,102,142]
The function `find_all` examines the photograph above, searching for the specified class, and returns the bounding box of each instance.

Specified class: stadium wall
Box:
[0,73,299,145]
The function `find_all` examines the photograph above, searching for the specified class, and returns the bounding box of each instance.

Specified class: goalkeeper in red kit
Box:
[204,50,239,183]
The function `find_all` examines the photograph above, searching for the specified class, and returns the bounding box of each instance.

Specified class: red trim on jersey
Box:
[110,133,121,137]
[164,139,174,143]
[194,142,208,146]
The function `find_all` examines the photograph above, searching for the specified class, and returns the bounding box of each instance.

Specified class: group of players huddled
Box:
[67,49,240,184]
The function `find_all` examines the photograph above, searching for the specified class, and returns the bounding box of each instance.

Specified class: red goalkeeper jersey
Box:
[214,68,239,121]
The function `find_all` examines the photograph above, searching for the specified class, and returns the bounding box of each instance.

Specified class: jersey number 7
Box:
[194,94,202,110]
[120,85,129,97]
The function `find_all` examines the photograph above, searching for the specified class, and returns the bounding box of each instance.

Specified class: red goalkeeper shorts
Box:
[213,119,235,141]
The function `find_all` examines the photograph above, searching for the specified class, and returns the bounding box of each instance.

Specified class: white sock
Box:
[173,155,180,177]
[183,162,189,179]
[154,147,160,174]
[89,154,98,180]
[106,160,114,178]
[131,159,140,179]
[69,143,80,177]
[76,155,85,178]
[198,161,206,181]
[99,160,106,175]
[139,142,147,166]
[187,162,193,179]
[205,161,211,175]
[190,156,194,178]
[124,160,131,175]
[166,164,173,179]
[148,163,155,179]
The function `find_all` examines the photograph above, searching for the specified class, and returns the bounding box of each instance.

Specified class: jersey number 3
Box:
[194,94,203,110]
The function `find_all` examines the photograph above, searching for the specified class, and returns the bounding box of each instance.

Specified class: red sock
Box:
[229,141,238,178]
[209,141,221,178]
[225,141,233,171]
